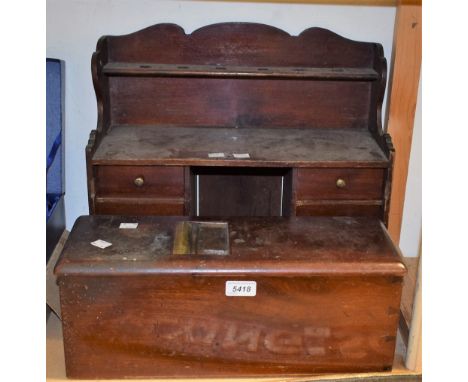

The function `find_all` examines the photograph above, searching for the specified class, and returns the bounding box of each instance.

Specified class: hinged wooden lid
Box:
[55,216,406,277]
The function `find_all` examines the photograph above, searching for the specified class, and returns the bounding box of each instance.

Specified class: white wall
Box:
[46,0,397,229]
[399,76,422,257]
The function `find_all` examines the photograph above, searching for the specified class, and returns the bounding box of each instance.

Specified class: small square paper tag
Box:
[233,153,250,159]
[91,239,112,249]
[208,152,225,158]
[119,222,138,229]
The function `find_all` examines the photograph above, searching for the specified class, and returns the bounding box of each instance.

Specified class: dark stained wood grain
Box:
[60,274,402,378]
[109,77,372,129]
[92,126,388,167]
[56,215,406,378]
[104,24,377,67]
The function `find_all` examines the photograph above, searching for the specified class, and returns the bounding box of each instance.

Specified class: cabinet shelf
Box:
[102,62,379,81]
[92,125,389,167]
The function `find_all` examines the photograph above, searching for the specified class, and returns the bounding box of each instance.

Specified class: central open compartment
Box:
[191,167,293,217]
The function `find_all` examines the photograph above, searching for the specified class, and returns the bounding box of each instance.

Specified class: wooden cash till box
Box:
[56,22,406,379]
[55,215,405,378]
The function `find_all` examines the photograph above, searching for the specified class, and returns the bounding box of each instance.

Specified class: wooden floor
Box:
[46,232,421,382]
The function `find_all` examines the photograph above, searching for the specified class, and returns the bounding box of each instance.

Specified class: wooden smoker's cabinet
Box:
[86,23,394,222]
[62,22,406,379]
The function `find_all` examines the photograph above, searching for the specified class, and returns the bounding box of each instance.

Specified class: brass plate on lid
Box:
[172,221,229,256]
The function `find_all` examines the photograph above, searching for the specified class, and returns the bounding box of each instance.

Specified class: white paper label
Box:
[233,153,250,159]
[91,239,112,249]
[208,152,225,158]
[119,222,138,229]
[225,281,257,297]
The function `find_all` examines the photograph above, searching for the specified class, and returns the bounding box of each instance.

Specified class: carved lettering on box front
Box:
[153,317,332,358]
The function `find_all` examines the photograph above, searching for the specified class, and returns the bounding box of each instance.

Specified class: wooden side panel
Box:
[86,131,98,214]
[59,274,403,379]
[109,77,372,129]
[386,5,422,242]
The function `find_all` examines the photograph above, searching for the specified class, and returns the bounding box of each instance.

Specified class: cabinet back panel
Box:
[109,77,371,128]
[195,167,290,217]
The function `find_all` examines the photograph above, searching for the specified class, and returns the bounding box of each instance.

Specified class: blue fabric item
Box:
[47,193,62,219]
[47,131,62,172]
[47,58,65,221]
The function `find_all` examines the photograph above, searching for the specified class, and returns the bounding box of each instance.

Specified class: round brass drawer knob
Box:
[336,178,346,189]
[134,176,145,187]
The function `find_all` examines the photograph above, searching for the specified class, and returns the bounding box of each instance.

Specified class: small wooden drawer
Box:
[295,200,382,217]
[94,197,184,216]
[95,166,184,198]
[296,168,384,200]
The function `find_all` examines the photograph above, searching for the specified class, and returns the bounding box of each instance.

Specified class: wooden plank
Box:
[201,0,400,6]
[386,3,421,243]
[208,0,420,4]
[109,77,374,129]
[92,126,389,167]
[103,63,379,81]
